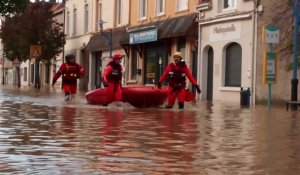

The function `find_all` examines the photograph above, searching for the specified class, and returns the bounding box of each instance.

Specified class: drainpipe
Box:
[251,0,259,106]
[197,18,202,101]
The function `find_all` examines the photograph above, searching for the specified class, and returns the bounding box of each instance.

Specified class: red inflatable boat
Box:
[85,86,168,108]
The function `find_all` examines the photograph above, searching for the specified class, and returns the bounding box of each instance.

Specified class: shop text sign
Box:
[130,28,157,44]
[263,52,277,83]
[209,22,241,42]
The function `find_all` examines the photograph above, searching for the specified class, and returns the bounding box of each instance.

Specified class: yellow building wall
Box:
[130,0,199,26]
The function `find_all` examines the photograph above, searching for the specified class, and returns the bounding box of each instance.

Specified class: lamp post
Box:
[291,0,299,109]
[98,20,112,58]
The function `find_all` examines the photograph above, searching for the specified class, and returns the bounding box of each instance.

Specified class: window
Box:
[156,0,165,16]
[223,0,236,10]
[84,5,89,33]
[23,67,27,81]
[73,9,77,36]
[116,0,121,25]
[139,0,147,20]
[177,0,188,12]
[98,2,103,31]
[225,43,242,87]
[66,11,70,36]
[30,64,34,84]
[130,49,138,80]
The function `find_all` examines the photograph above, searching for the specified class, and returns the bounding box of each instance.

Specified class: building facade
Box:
[196,0,258,103]
[122,0,199,89]
[64,0,95,91]
[83,0,129,91]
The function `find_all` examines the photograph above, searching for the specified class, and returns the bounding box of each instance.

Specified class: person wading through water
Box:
[157,51,201,109]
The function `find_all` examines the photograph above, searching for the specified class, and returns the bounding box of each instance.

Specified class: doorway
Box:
[207,47,214,100]
[144,46,168,85]
[95,52,102,88]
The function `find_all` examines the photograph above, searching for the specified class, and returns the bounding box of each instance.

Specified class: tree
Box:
[0,1,65,87]
[270,0,300,71]
[0,0,29,16]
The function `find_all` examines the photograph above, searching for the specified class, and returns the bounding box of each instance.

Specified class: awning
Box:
[120,13,198,45]
[84,27,128,52]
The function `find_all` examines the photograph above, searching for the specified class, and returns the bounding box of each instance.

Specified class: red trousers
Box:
[106,82,122,103]
[167,86,185,106]
[63,83,77,95]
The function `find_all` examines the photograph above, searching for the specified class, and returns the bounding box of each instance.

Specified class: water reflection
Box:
[0,87,299,174]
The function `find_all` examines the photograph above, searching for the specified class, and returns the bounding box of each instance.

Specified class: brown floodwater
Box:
[0,86,299,175]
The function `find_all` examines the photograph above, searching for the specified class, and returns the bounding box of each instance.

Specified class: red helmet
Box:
[112,54,122,61]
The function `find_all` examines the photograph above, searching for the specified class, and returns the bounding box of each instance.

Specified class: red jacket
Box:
[102,61,123,83]
[52,63,84,84]
[159,63,197,88]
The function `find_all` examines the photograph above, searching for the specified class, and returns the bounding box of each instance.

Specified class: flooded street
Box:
[0,86,299,175]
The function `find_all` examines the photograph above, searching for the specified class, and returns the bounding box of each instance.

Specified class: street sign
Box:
[30,45,42,58]
[262,26,280,44]
[263,52,277,84]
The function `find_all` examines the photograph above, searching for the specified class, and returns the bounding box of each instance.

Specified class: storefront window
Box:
[130,49,138,80]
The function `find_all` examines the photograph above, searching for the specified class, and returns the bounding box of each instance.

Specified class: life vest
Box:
[62,63,80,83]
[107,62,122,83]
[167,63,186,88]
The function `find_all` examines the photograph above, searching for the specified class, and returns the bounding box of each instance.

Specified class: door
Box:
[95,52,102,88]
[144,46,167,85]
[207,47,214,100]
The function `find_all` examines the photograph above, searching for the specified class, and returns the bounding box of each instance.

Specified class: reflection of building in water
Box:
[196,103,256,174]
[154,111,202,174]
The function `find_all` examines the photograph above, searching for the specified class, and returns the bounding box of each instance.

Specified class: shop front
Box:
[124,13,199,86]
[84,27,128,90]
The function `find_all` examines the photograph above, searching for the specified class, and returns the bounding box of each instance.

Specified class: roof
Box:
[120,13,198,45]
[51,3,64,15]
[84,27,128,52]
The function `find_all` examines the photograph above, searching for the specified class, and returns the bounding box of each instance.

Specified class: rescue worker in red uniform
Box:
[102,54,123,104]
[157,52,201,109]
[52,54,84,101]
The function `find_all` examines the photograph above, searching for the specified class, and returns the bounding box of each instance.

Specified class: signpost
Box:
[262,26,280,110]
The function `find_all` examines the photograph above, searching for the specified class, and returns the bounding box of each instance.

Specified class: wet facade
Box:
[196,0,257,103]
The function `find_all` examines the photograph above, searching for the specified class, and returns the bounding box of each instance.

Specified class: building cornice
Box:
[197,11,253,25]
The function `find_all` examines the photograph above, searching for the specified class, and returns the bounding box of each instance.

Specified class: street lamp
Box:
[291,0,299,109]
[98,20,112,58]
